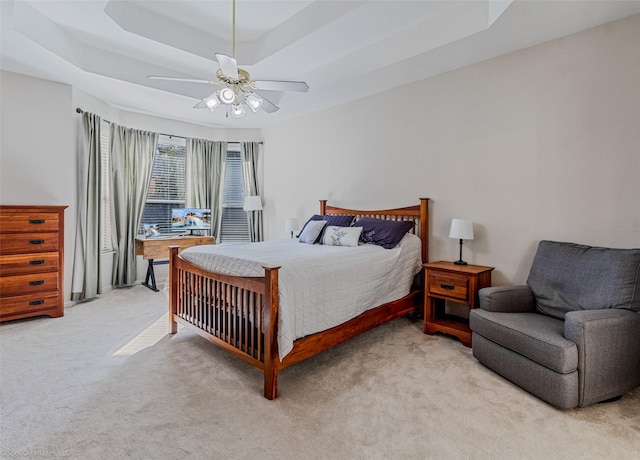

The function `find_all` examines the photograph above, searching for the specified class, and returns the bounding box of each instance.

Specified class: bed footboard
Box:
[169,246,281,399]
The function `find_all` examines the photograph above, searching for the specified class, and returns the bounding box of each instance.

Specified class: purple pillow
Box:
[353,217,414,249]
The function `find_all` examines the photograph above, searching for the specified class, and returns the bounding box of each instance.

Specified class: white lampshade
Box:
[231,103,245,118]
[449,219,474,240]
[243,196,263,211]
[285,218,299,233]
[203,94,220,111]
[246,93,263,112]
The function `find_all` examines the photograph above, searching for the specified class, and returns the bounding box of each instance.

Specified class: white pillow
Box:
[322,225,362,247]
[298,220,327,244]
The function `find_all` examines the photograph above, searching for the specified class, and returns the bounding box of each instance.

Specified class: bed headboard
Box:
[319,198,430,263]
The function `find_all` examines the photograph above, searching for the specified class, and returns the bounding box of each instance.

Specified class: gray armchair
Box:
[469,240,640,409]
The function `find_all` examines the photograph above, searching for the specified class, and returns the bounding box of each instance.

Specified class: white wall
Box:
[1,71,76,303]
[262,15,640,285]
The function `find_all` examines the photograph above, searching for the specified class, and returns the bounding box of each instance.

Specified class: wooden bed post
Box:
[262,265,281,400]
[319,200,327,215]
[169,246,179,334]
[419,198,429,264]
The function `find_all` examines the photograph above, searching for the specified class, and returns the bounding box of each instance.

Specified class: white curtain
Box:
[185,138,226,241]
[241,141,263,242]
[109,124,158,286]
[71,112,102,301]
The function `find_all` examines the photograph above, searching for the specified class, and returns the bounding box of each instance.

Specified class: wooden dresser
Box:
[0,205,67,322]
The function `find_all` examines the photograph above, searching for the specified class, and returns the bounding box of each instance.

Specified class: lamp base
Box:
[454,259,468,266]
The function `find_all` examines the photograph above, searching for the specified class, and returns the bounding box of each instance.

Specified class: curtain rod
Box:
[75,107,263,145]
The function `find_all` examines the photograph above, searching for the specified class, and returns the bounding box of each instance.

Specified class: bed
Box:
[168,198,429,399]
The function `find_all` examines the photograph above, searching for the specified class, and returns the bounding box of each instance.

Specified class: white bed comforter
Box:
[179,233,422,359]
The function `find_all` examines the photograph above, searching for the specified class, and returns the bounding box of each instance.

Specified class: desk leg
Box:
[142,259,159,292]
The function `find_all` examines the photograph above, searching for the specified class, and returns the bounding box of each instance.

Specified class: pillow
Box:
[322,225,362,247]
[296,215,323,238]
[353,217,415,249]
[317,214,356,244]
[298,220,327,244]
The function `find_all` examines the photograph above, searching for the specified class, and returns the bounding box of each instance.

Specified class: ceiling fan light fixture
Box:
[203,94,221,111]
[231,103,245,118]
[219,87,236,104]
[246,93,263,112]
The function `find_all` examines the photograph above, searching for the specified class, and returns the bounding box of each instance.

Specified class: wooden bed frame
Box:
[169,198,429,399]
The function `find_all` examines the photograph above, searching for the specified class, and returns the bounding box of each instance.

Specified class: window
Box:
[101,135,250,244]
[134,138,249,242]
[100,120,112,252]
[218,148,249,243]
[139,135,186,234]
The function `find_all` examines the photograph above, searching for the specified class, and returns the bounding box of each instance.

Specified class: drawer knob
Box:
[29,299,45,306]
[440,283,455,290]
[29,239,46,245]
[29,259,46,265]
[29,280,45,286]
[29,219,46,224]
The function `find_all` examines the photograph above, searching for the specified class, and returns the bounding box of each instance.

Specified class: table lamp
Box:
[449,218,474,265]
[243,196,263,212]
[285,218,299,239]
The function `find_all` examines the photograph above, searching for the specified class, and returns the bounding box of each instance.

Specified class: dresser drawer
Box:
[0,252,59,276]
[0,292,59,318]
[0,233,59,254]
[0,212,60,233]
[428,272,468,301]
[0,272,59,297]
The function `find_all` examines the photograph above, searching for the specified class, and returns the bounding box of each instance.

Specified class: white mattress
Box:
[179,233,422,359]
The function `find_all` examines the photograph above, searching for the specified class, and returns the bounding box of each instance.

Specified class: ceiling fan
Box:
[148,0,309,118]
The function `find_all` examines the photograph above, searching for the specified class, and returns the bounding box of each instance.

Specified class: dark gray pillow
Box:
[353,217,414,249]
[527,240,640,319]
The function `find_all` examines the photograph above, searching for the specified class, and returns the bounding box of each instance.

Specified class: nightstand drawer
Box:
[429,272,468,301]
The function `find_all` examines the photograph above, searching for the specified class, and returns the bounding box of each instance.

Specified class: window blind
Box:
[140,135,186,234]
[218,150,249,243]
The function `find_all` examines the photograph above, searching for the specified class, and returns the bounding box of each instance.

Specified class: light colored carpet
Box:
[1,285,639,460]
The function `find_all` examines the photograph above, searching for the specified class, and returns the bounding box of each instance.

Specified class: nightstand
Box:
[423,261,494,347]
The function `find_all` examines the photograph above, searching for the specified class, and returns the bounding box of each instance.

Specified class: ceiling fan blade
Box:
[148,75,215,85]
[215,53,239,79]
[254,93,279,113]
[193,100,207,109]
[253,80,309,93]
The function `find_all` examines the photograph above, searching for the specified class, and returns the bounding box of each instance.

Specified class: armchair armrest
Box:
[565,309,640,406]
[478,285,535,313]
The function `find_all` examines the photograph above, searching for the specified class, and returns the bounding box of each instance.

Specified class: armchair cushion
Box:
[527,240,640,319]
[470,310,577,374]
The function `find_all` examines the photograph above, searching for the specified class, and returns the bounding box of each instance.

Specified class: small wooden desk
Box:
[135,235,214,291]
